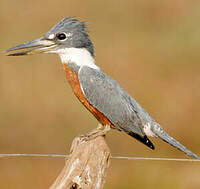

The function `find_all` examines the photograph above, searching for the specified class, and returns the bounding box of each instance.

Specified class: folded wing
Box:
[78,66,155,149]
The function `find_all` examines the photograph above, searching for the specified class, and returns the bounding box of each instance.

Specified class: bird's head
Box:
[5,17,94,60]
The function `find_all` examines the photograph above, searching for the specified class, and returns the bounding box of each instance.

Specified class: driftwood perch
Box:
[49,131,111,189]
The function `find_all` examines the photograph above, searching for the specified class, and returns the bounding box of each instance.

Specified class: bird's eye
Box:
[57,33,67,40]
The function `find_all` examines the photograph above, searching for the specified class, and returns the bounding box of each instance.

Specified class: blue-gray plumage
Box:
[79,66,152,136]
[79,66,199,159]
[45,17,95,57]
[5,17,200,159]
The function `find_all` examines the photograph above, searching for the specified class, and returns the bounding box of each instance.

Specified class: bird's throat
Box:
[58,48,98,69]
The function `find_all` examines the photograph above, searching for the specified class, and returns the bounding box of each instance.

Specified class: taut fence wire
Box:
[0,153,200,162]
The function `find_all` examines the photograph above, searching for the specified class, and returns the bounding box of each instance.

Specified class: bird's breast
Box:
[63,63,115,128]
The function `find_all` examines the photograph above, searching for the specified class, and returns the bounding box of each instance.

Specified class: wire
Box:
[0,153,67,158]
[111,156,200,162]
[0,153,200,162]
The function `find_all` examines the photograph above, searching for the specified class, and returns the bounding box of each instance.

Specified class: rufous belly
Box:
[63,63,115,128]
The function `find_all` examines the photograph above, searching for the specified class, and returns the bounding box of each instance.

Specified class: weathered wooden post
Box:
[49,130,111,189]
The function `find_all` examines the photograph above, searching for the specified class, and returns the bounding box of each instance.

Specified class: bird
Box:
[5,17,199,159]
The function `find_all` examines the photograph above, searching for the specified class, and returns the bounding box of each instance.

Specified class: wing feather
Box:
[78,66,153,137]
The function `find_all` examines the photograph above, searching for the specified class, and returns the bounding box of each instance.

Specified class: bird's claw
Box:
[79,124,111,142]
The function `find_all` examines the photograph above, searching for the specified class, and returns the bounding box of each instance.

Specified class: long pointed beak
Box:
[5,37,57,56]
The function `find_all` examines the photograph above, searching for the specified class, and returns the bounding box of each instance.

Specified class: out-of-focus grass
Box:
[0,0,200,188]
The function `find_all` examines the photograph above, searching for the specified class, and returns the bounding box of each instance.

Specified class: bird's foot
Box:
[80,124,111,141]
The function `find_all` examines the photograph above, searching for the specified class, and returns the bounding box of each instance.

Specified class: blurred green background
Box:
[0,0,200,188]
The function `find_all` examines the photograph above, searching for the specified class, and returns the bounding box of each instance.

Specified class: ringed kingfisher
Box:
[5,17,199,159]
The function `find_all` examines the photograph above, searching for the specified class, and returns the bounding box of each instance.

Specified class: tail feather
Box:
[152,124,200,159]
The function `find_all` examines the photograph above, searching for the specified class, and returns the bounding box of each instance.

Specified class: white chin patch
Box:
[57,48,99,69]
[143,123,155,137]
